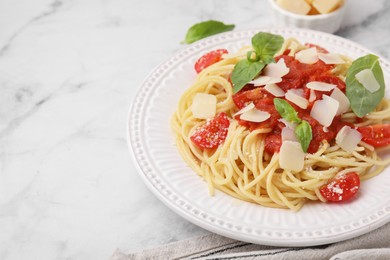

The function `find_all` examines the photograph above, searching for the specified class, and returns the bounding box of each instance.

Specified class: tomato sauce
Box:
[232,54,349,154]
[274,55,344,92]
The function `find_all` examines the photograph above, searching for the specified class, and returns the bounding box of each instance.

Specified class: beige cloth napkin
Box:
[110,222,390,260]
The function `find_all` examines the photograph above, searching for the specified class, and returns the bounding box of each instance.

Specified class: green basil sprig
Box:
[183,20,235,44]
[232,32,284,93]
[294,120,312,153]
[346,54,385,118]
[252,32,284,63]
[273,98,301,123]
[273,98,312,153]
[231,60,265,93]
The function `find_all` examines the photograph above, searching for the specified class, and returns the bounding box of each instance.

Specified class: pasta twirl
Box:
[171,35,390,211]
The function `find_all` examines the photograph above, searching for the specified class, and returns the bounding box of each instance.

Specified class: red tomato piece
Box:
[264,134,282,154]
[232,87,274,109]
[232,85,260,109]
[320,172,360,202]
[305,43,329,53]
[194,49,228,73]
[357,124,390,147]
[232,87,280,131]
[314,75,346,91]
[190,112,230,149]
[274,55,334,92]
[253,100,280,129]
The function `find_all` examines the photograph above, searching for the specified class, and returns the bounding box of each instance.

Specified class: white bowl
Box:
[267,0,346,33]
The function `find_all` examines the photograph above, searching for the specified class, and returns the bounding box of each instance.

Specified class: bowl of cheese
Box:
[268,0,346,33]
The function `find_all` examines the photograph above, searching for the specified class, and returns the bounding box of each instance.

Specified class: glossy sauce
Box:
[232,53,348,154]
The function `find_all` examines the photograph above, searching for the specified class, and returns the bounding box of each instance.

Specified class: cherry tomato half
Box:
[357,124,390,147]
[319,172,360,202]
[190,112,230,149]
[194,49,228,73]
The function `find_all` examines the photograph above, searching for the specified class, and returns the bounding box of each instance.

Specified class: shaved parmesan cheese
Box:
[276,0,311,15]
[312,0,342,14]
[250,76,282,86]
[191,93,217,119]
[250,76,271,86]
[278,118,298,129]
[336,126,362,153]
[330,87,350,115]
[306,81,337,91]
[309,89,316,102]
[318,53,345,64]
[264,83,286,97]
[355,69,381,93]
[279,141,305,172]
[282,127,298,142]
[308,6,320,15]
[285,89,309,109]
[310,95,339,127]
[233,102,255,117]
[263,58,290,78]
[295,47,318,64]
[240,109,270,123]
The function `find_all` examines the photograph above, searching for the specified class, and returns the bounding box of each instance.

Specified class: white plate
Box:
[127,28,390,247]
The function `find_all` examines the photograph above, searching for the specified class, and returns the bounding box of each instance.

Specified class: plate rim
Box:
[127,28,390,247]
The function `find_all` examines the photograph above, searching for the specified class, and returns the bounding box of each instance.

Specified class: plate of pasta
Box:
[128,28,390,246]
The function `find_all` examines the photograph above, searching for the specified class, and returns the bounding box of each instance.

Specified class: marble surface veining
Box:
[0,0,389,259]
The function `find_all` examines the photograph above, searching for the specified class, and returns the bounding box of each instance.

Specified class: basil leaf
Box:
[251,32,284,63]
[273,98,301,123]
[346,54,385,118]
[295,120,312,153]
[231,59,265,93]
[183,20,235,44]
[274,98,311,152]
[230,32,284,94]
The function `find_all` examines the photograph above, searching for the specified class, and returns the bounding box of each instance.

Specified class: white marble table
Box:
[1,0,389,259]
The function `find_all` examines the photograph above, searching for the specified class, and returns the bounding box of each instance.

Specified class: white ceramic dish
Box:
[127,28,390,247]
[267,0,346,33]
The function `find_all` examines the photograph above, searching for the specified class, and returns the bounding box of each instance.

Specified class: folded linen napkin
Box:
[110,222,390,260]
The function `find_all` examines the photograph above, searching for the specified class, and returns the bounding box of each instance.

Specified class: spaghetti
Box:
[171,35,390,211]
